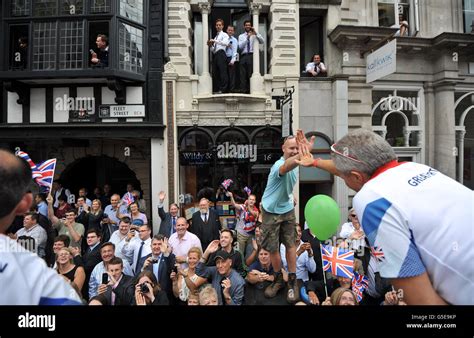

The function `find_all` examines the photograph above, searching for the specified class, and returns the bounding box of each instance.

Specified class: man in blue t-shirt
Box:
[260,135,314,303]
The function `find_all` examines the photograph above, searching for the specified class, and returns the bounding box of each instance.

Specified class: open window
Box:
[9,25,29,70]
[299,9,325,77]
[89,21,110,68]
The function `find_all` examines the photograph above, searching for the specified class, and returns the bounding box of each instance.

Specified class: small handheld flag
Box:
[352,272,368,302]
[321,244,354,279]
[123,192,135,206]
[221,179,233,190]
[244,186,251,196]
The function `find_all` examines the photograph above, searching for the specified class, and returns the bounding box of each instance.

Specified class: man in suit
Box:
[190,198,221,251]
[141,234,176,303]
[97,257,135,305]
[72,228,103,300]
[157,191,180,238]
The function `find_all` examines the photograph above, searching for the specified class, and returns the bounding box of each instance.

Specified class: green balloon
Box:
[304,195,340,241]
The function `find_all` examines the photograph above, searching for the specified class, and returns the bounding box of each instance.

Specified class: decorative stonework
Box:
[168,2,193,76]
[268,2,298,76]
[164,61,177,73]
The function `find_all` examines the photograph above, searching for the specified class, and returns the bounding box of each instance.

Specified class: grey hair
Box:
[332,129,397,176]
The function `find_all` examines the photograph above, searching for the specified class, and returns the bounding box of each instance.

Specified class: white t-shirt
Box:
[353,162,474,305]
[0,235,82,305]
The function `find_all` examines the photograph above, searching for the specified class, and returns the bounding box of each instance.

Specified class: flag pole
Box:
[47,158,57,193]
[320,243,328,299]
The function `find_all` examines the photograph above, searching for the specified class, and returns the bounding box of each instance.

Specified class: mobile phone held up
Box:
[102,272,108,285]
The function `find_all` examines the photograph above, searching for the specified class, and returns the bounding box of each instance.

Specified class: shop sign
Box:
[180,151,213,165]
[366,39,396,83]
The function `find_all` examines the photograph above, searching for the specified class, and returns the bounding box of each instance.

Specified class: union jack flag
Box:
[15,151,42,180]
[352,272,368,302]
[221,179,233,190]
[370,246,385,262]
[244,186,251,196]
[16,151,57,192]
[321,244,354,279]
[35,159,57,191]
[123,192,135,206]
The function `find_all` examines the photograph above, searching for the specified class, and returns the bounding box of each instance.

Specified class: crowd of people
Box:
[0,126,472,306]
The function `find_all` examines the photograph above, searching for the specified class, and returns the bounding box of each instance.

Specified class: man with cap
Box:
[195,249,245,305]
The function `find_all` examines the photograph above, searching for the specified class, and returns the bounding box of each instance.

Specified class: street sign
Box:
[366,39,396,83]
[99,105,145,118]
[282,99,291,138]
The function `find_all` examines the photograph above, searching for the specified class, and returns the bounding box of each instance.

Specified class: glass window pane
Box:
[216,130,247,144]
[378,3,395,27]
[180,131,213,150]
[119,23,143,73]
[464,0,474,32]
[60,0,84,15]
[33,21,57,70]
[311,136,331,151]
[33,0,57,16]
[91,0,111,13]
[120,0,144,24]
[11,0,31,16]
[59,21,84,69]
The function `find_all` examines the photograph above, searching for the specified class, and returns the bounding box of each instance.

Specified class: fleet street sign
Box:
[99,105,145,118]
[366,39,397,83]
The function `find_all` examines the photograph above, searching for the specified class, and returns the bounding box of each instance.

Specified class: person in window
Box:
[13,37,28,70]
[208,19,229,94]
[304,54,327,77]
[393,14,409,37]
[238,20,264,94]
[91,34,109,68]
[225,25,238,93]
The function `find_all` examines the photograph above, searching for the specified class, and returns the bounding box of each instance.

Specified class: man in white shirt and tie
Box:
[225,25,238,93]
[208,18,229,94]
[238,20,264,94]
[122,223,152,275]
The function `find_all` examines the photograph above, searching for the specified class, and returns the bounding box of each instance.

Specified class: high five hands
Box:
[295,129,316,167]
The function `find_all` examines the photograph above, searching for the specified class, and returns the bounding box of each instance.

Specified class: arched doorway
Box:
[60,156,141,199]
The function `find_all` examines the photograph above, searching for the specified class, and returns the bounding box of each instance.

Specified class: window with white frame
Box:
[378,0,409,27]
[372,89,423,161]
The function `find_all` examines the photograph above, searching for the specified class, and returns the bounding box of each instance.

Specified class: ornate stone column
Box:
[198,2,212,95]
[250,3,263,95]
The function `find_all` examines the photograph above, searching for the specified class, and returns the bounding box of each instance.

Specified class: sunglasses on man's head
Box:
[331,143,366,164]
